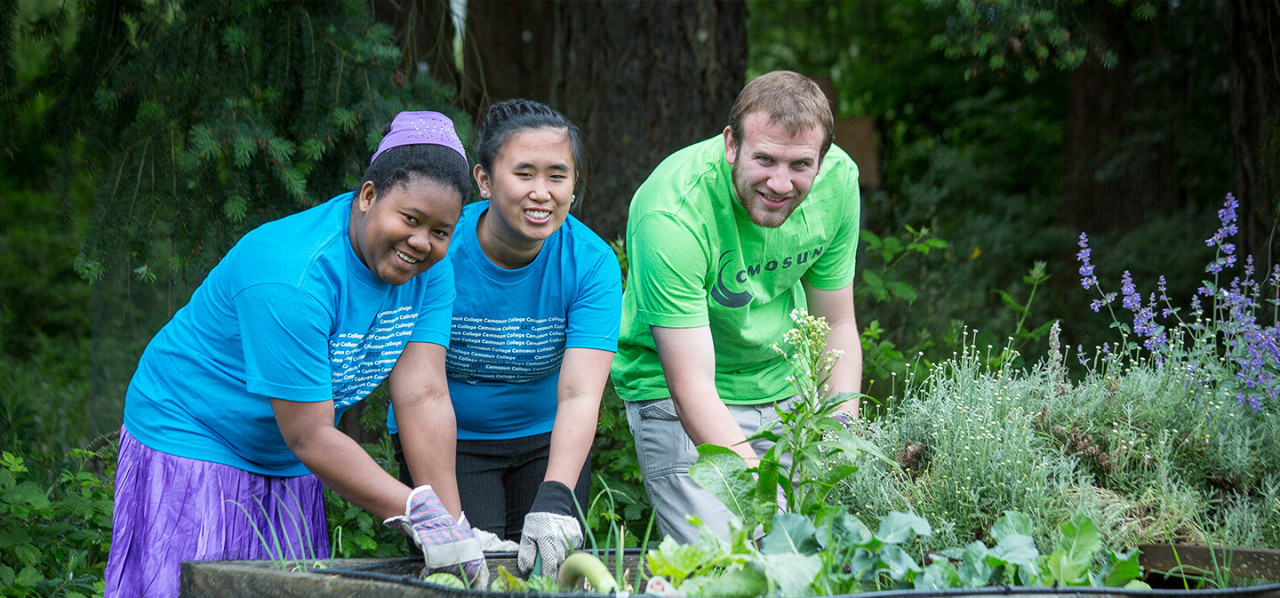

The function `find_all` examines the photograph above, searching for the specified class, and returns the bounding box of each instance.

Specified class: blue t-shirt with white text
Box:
[125,192,454,476]
[388,201,621,439]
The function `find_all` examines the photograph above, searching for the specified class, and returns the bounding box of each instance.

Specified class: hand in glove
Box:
[474,527,520,553]
[384,485,488,588]
[518,481,583,578]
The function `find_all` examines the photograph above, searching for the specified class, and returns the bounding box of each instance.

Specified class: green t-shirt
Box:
[610,135,861,404]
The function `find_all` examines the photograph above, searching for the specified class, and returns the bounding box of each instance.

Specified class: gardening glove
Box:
[383,485,488,588]
[518,481,583,578]
[474,527,520,552]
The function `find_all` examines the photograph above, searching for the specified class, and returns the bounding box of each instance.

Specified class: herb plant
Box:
[649,310,1150,595]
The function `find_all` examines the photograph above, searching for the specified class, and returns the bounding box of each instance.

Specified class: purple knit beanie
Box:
[370,111,467,170]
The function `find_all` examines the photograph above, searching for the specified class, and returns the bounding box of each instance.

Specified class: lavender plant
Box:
[827,194,1279,588]
[1076,193,1280,413]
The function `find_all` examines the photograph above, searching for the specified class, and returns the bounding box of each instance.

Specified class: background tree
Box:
[459,0,748,242]
[39,0,467,434]
[1228,0,1280,266]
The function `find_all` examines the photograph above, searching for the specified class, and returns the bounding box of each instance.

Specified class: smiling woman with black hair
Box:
[105,112,488,597]
[388,99,622,579]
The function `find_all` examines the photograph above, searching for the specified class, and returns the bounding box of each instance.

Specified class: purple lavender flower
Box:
[1077,233,1097,289]
[1121,271,1141,311]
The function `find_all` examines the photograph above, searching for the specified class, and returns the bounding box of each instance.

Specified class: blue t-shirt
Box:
[388,201,622,439]
[124,192,455,476]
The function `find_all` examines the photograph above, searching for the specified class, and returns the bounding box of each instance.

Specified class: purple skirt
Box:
[104,427,330,598]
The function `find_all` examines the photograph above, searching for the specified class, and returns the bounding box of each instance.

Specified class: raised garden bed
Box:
[180,551,1280,598]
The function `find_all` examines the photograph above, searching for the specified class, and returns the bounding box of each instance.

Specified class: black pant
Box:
[392,432,591,543]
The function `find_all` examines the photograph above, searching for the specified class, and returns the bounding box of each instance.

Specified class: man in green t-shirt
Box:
[610,70,863,543]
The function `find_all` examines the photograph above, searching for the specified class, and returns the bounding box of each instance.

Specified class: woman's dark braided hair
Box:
[476,99,587,204]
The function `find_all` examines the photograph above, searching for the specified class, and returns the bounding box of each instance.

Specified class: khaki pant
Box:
[624,396,796,544]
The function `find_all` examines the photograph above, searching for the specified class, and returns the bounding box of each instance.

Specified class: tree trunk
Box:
[1228,0,1280,267]
[462,0,748,242]
[368,0,459,88]
[1058,2,1179,236]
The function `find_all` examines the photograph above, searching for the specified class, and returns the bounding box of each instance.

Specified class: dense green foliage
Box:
[749,0,1233,380]
[1,0,1270,594]
[70,0,468,281]
[0,447,114,598]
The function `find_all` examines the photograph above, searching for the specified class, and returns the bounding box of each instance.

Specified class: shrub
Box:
[0,444,116,598]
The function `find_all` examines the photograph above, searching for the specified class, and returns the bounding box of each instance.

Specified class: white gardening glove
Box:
[474,527,520,552]
[383,485,489,588]
[517,481,583,578]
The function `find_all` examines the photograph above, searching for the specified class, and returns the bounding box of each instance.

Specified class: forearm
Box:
[670,387,758,465]
[398,408,462,518]
[545,393,598,488]
[825,317,863,417]
[288,425,409,520]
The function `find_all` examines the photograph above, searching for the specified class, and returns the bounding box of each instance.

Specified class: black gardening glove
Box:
[517,481,582,578]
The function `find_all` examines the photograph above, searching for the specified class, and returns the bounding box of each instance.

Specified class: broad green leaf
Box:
[13,543,41,567]
[876,511,932,545]
[887,281,919,303]
[880,235,903,260]
[861,230,881,249]
[989,533,1039,569]
[707,563,769,598]
[959,542,991,584]
[827,511,874,549]
[690,444,756,528]
[915,561,959,590]
[1044,551,1084,586]
[880,544,923,580]
[1057,514,1101,571]
[761,553,821,597]
[862,268,885,289]
[14,565,42,587]
[761,513,819,555]
[1100,549,1144,588]
[848,547,880,579]
[990,511,1033,541]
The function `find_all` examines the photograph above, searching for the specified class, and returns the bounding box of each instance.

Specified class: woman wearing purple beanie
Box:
[105,111,488,597]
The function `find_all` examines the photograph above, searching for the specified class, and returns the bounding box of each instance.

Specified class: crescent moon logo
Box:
[711,250,753,308]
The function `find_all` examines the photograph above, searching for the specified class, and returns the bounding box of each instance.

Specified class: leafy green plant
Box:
[642,311,1151,595]
[857,227,948,402]
[0,446,115,598]
[324,439,409,558]
[642,485,1147,595]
